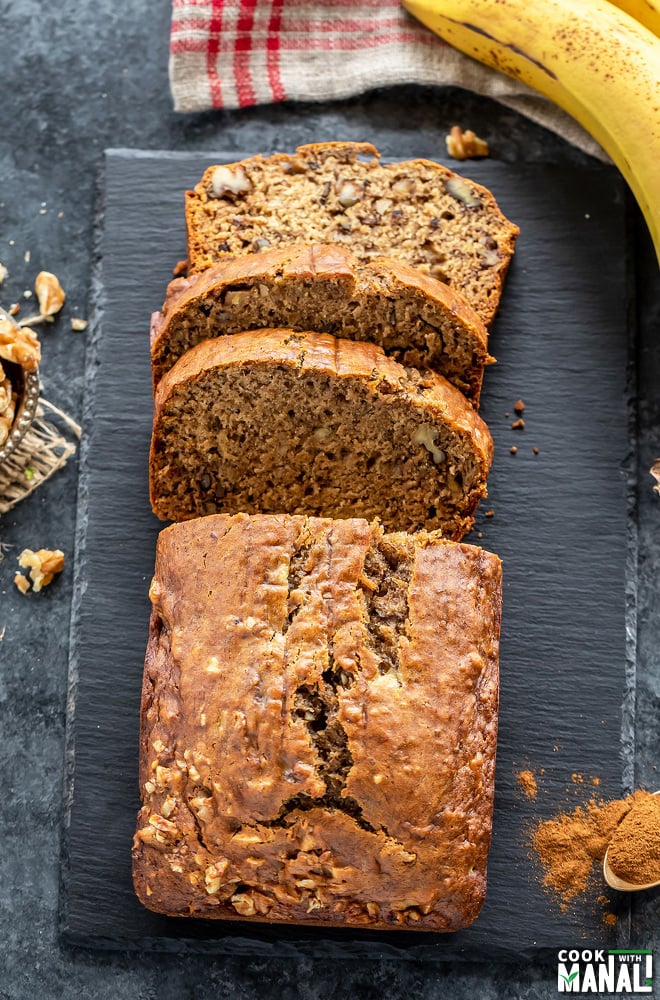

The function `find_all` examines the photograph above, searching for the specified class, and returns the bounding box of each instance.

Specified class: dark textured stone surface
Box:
[0,0,658,996]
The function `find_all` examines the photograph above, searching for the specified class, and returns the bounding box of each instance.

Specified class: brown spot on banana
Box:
[461,20,559,78]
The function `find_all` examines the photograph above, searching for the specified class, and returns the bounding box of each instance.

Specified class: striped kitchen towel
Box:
[169,0,604,158]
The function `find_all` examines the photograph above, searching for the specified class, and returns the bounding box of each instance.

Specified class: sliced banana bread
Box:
[151,244,492,402]
[185,142,519,327]
[149,329,493,537]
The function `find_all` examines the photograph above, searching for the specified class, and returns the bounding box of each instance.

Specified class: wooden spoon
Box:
[603,791,660,891]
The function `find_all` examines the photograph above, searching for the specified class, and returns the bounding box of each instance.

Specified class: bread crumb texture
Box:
[132,513,502,931]
[149,330,493,538]
[150,244,491,400]
[184,142,519,327]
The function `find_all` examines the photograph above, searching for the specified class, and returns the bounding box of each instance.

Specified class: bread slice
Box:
[185,142,519,327]
[151,244,492,403]
[133,512,502,931]
[149,329,493,537]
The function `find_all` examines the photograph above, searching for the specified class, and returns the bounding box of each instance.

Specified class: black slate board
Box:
[61,149,636,960]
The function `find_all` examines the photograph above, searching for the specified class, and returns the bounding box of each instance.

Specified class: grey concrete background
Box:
[0,1,658,997]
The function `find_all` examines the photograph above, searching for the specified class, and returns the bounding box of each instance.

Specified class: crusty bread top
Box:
[184,142,519,327]
[133,513,502,930]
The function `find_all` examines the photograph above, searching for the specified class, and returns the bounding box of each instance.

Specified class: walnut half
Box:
[15,548,65,593]
[445,126,490,161]
[0,319,41,372]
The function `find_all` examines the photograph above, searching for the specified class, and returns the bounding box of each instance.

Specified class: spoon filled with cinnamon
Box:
[603,790,660,891]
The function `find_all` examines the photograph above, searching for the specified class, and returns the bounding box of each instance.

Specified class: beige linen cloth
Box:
[170,0,606,160]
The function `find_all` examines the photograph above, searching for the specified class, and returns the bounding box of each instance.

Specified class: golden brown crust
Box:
[184,142,519,327]
[149,329,494,535]
[132,513,502,931]
[150,244,492,400]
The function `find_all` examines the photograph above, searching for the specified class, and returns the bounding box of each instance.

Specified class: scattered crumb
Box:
[8,303,20,316]
[23,289,32,299]
[592,776,601,787]
[39,208,47,216]
[510,445,518,455]
[533,446,539,455]
[14,573,30,594]
[571,773,584,784]
[71,317,88,332]
[504,411,510,418]
[57,211,64,219]
[603,913,617,927]
[511,418,525,430]
[517,769,538,798]
[476,531,483,538]
[0,624,5,640]
[485,510,494,518]
[24,250,30,264]
[445,125,490,160]
[0,262,7,285]
[514,399,525,413]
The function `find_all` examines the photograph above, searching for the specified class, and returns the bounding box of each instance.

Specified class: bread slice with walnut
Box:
[151,244,492,403]
[185,142,519,327]
[149,328,493,537]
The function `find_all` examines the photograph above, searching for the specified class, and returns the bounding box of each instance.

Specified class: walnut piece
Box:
[445,126,490,161]
[0,318,41,372]
[210,165,251,199]
[35,270,66,318]
[70,317,88,332]
[651,459,660,495]
[16,548,65,592]
[0,364,15,446]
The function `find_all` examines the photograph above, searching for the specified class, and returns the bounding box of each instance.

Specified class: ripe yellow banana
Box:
[403,0,660,265]
[606,0,660,38]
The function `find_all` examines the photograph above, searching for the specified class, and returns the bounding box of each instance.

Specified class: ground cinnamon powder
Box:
[607,792,660,884]
[532,793,642,905]
[517,769,538,798]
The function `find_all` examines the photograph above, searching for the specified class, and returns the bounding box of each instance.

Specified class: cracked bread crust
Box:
[150,244,492,402]
[149,329,493,537]
[132,513,502,931]
[184,141,519,327]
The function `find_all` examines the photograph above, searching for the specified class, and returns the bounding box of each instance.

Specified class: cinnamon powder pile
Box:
[517,769,538,798]
[608,792,660,884]
[532,790,655,905]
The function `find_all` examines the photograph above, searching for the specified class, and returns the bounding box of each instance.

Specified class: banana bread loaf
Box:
[132,513,502,931]
[151,244,492,402]
[149,329,493,537]
[185,142,519,327]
